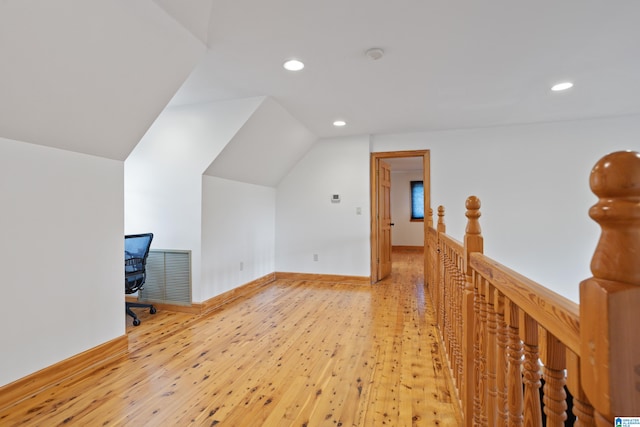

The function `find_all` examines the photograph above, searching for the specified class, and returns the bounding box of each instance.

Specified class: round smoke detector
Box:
[365,47,384,60]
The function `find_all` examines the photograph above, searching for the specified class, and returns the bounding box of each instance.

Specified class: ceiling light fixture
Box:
[283,59,304,71]
[551,82,573,91]
[365,47,385,60]
[333,120,347,127]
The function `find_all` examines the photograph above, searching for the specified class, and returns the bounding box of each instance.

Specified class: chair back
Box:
[125,233,154,294]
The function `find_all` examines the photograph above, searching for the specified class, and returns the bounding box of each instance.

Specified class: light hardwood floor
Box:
[0,249,462,426]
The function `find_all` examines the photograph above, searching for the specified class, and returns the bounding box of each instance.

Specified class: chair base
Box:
[126,301,157,326]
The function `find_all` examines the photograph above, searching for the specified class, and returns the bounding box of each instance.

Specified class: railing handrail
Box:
[425,151,640,426]
[469,252,580,354]
[439,233,463,253]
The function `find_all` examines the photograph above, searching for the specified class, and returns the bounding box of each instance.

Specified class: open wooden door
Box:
[377,159,392,281]
[370,150,430,285]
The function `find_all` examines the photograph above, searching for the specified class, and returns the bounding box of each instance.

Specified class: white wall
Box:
[373,115,640,301]
[0,137,124,387]
[276,135,371,276]
[391,171,425,247]
[201,177,275,300]
[125,98,263,301]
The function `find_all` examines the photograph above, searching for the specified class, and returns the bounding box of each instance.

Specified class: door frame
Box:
[370,150,431,284]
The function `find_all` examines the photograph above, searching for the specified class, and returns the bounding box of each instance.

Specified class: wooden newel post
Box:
[437,205,446,233]
[426,207,434,294]
[580,151,640,426]
[463,196,483,426]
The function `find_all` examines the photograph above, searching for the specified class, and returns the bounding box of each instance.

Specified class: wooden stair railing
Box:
[424,150,640,427]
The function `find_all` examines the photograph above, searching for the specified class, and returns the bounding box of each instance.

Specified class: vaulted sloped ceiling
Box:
[204,97,317,187]
[169,0,640,138]
[152,0,213,46]
[0,1,206,160]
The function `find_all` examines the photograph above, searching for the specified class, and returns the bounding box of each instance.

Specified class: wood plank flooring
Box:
[0,249,462,426]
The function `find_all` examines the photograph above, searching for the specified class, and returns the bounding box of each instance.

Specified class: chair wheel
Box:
[150,306,157,314]
[133,318,141,326]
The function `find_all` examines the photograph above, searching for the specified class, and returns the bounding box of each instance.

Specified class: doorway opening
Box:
[370,150,430,284]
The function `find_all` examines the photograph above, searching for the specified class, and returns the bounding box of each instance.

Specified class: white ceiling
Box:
[169,0,640,138]
[2,1,640,164]
[0,1,204,160]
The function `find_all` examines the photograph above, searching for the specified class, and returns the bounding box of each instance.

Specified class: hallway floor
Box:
[1,248,461,426]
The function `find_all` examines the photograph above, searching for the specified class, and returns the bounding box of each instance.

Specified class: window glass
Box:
[411,181,424,220]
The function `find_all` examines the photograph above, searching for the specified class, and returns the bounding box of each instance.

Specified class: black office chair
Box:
[125,233,157,326]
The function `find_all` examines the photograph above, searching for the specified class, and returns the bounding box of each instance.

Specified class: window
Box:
[410,181,424,221]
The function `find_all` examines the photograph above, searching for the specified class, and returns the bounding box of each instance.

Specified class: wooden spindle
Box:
[506,300,524,427]
[438,206,446,337]
[495,291,509,427]
[473,272,483,426]
[428,230,438,313]
[474,274,489,426]
[427,230,433,295]
[451,251,459,385]
[521,313,542,426]
[573,395,596,427]
[427,207,434,228]
[448,250,459,387]
[543,332,568,427]
[567,343,595,426]
[458,256,464,388]
[580,151,640,425]
[487,283,498,427]
[443,248,453,371]
[456,257,465,390]
[463,196,483,426]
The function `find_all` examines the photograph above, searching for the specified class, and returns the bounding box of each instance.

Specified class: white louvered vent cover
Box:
[140,249,191,306]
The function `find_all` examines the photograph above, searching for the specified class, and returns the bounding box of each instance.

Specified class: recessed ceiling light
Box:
[283,59,304,71]
[551,82,573,91]
[333,120,347,127]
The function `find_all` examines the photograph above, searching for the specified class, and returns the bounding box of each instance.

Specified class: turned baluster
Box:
[427,230,434,305]
[506,300,524,427]
[573,392,596,427]
[474,274,489,426]
[486,282,498,426]
[441,246,450,355]
[450,250,458,382]
[427,207,433,228]
[438,206,446,334]
[445,247,455,382]
[430,231,438,307]
[451,251,462,388]
[449,249,457,375]
[566,349,595,427]
[445,248,453,368]
[580,151,640,426]
[521,313,542,425]
[456,256,465,390]
[473,271,483,426]
[462,195,482,426]
[543,332,568,427]
[495,291,509,427]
